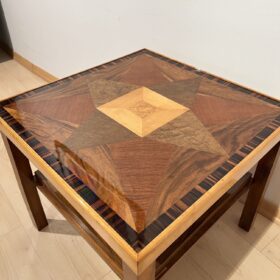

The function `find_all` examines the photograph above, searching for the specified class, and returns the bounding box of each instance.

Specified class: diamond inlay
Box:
[97,87,189,137]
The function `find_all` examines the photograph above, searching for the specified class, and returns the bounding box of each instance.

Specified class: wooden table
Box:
[0,49,280,279]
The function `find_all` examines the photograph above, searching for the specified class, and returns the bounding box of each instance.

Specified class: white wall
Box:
[1,0,147,77]
[1,0,280,206]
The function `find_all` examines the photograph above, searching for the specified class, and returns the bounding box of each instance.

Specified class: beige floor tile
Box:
[45,228,111,280]
[262,234,280,269]
[0,227,52,280]
[23,226,83,280]
[0,153,35,230]
[101,271,120,280]
[162,255,211,280]
[0,239,19,280]
[0,184,21,237]
[185,220,280,280]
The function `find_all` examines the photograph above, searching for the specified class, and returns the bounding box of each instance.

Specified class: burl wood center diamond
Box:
[97,87,188,137]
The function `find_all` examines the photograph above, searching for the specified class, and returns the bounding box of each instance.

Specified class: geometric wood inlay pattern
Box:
[1,49,280,252]
[98,87,188,137]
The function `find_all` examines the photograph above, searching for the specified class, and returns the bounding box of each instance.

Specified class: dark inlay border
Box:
[1,49,280,252]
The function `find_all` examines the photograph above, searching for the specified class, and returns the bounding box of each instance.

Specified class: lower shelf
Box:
[35,171,252,279]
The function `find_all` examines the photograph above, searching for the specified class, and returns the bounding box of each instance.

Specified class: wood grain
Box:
[108,138,178,232]
[5,107,73,154]
[145,148,227,225]
[209,111,280,155]
[192,93,278,126]
[148,111,227,156]
[151,77,202,107]
[197,78,279,108]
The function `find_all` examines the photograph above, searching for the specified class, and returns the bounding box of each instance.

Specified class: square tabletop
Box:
[1,49,280,256]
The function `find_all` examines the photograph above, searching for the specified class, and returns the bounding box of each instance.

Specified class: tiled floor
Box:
[0,50,280,280]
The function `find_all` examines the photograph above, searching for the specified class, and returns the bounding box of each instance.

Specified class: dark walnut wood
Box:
[239,143,280,231]
[0,49,280,252]
[1,133,48,230]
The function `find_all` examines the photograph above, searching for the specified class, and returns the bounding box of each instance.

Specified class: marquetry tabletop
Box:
[1,49,280,277]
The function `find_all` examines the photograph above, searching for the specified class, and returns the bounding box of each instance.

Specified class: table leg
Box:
[122,262,155,280]
[1,134,48,230]
[239,142,280,231]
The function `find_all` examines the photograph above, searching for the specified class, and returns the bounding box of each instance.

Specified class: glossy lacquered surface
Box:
[1,49,280,252]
